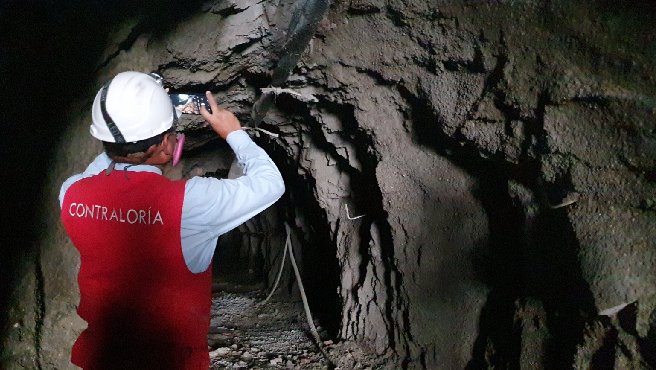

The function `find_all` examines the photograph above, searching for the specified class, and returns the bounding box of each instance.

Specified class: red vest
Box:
[61,170,211,370]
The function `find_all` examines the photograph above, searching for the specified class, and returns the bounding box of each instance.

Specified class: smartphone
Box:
[169,93,212,115]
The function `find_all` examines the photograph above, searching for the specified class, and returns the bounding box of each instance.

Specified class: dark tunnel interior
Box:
[3,1,656,368]
[1,0,217,348]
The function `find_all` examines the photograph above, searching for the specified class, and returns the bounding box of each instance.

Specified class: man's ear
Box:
[160,133,176,155]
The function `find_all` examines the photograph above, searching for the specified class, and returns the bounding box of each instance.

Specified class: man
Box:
[59,71,285,369]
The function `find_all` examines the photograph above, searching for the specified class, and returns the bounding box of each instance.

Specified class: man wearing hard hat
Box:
[59,71,285,369]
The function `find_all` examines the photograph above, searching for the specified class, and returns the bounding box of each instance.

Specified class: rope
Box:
[258,222,334,366]
[259,226,289,305]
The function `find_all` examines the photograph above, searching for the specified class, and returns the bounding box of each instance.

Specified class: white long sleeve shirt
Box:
[59,130,285,273]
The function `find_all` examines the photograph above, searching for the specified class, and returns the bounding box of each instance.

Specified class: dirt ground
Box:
[207,291,326,369]
[207,287,386,370]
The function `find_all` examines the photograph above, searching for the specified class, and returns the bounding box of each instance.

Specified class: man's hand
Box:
[200,91,242,140]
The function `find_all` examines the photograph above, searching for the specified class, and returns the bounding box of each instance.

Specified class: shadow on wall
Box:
[402,88,598,368]
[0,0,210,353]
[260,136,344,339]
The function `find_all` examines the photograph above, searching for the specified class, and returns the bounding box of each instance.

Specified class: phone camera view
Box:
[169,94,212,115]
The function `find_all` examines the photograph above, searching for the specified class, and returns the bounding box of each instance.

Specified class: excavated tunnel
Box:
[3,0,656,369]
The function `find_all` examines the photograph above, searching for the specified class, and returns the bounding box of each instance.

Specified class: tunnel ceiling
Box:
[3,0,656,369]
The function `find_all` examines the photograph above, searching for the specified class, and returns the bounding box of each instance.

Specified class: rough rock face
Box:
[3,0,655,369]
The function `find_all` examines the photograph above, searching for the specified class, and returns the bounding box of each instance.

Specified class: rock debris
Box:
[208,293,327,369]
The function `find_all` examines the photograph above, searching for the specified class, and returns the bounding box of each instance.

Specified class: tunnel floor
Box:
[207,276,385,369]
[206,287,330,369]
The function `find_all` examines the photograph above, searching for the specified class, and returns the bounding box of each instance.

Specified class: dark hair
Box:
[103,127,174,158]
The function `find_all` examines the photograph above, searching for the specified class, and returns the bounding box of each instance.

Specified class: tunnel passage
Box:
[171,122,344,339]
[4,0,656,368]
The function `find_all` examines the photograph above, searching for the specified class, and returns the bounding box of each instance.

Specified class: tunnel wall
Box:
[3,0,655,368]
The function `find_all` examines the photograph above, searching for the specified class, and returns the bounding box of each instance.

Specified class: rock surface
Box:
[3,0,656,369]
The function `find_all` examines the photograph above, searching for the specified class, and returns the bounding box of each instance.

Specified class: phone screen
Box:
[169,94,212,115]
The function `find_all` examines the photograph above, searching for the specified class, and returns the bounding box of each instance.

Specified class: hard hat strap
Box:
[100,81,126,143]
[171,106,178,128]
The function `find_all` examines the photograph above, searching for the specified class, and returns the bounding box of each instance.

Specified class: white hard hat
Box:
[90,71,177,143]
